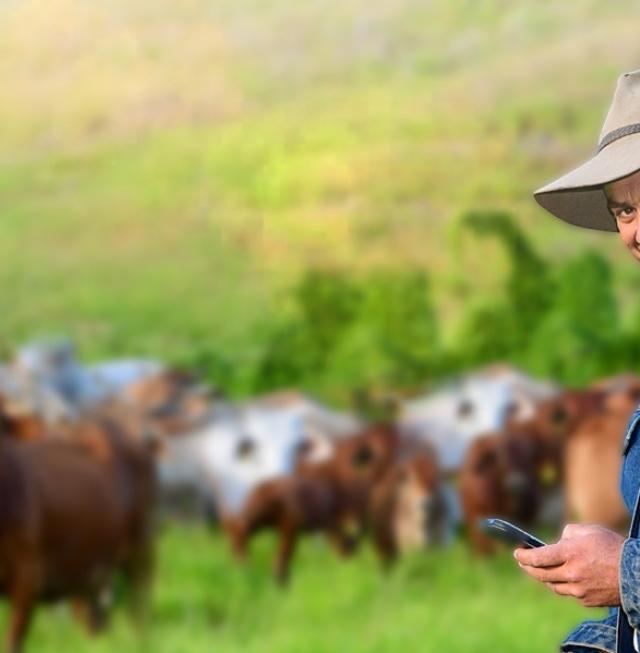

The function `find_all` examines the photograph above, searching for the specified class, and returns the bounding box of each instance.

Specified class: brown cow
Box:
[0,416,156,653]
[562,383,640,531]
[227,423,448,581]
[513,387,606,446]
[460,424,561,555]
[461,383,635,554]
[518,380,638,533]
[226,423,398,585]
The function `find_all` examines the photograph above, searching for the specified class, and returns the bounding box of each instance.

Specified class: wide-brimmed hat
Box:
[534,69,640,232]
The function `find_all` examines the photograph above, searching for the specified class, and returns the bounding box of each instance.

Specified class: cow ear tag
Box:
[539,463,556,487]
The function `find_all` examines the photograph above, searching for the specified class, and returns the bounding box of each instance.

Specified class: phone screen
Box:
[480,518,546,548]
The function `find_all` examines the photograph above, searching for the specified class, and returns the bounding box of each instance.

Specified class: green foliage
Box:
[322,270,440,397]
[555,250,619,335]
[361,270,439,381]
[126,210,636,398]
[456,210,553,341]
[252,270,360,394]
[253,268,441,399]
[451,210,553,369]
[454,303,520,367]
[295,270,362,362]
[523,250,622,385]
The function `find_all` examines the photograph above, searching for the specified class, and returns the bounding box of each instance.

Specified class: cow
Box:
[561,381,640,532]
[459,423,562,555]
[225,423,398,584]
[157,395,360,524]
[511,382,636,532]
[0,416,156,652]
[227,424,450,581]
[399,365,558,474]
[459,383,630,555]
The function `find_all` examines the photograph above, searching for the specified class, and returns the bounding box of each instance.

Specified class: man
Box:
[515,69,640,653]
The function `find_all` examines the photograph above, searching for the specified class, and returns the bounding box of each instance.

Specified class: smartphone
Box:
[479,518,546,548]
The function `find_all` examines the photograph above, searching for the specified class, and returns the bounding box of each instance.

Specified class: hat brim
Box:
[534,132,640,232]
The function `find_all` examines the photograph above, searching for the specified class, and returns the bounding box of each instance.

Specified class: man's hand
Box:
[514,524,625,607]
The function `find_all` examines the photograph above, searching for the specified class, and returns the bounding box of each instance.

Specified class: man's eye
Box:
[616,207,635,220]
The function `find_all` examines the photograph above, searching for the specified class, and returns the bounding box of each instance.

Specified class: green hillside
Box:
[2,0,640,397]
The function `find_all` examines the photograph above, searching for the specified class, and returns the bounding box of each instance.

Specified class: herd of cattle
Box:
[0,340,638,651]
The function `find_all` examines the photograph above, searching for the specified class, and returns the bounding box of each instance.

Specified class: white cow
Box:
[1,339,167,423]
[399,365,558,474]
[157,393,360,520]
[398,365,558,531]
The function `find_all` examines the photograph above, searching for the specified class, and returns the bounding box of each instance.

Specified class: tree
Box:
[451,210,553,366]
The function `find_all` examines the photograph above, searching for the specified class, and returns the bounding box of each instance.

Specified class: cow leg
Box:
[225,519,249,562]
[371,524,397,570]
[72,586,112,636]
[274,524,298,587]
[6,574,37,653]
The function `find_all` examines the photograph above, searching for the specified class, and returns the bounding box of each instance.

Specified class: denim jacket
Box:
[561,405,640,653]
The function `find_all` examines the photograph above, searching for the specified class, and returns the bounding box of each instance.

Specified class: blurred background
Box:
[2,0,640,651]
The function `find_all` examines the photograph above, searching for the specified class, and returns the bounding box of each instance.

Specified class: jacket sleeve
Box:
[560,612,617,653]
[620,537,640,631]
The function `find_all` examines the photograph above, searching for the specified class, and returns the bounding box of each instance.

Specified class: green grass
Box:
[0,526,602,653]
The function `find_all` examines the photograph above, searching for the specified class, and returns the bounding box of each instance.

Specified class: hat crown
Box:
[600,69,640,142]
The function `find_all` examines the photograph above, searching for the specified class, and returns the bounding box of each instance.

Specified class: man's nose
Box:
[635,216,640,244]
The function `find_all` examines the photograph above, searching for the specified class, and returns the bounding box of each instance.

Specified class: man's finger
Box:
[514,543,567,567]
[544,582,577,597]
[519,562,568,584]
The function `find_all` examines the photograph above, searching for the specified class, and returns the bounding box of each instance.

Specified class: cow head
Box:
[465,428,553,525]
[525,388,606,445]
[123,370,218,437]
[334,423,398,484]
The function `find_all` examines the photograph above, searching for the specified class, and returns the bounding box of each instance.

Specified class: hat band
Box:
[598,122,640,152]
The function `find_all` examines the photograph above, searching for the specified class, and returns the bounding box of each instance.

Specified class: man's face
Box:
[604,168,640,263]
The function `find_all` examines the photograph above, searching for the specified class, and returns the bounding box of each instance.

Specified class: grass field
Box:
[0,526,602,653]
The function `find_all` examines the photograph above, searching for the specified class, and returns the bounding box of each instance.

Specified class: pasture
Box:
[0,526,598,653]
